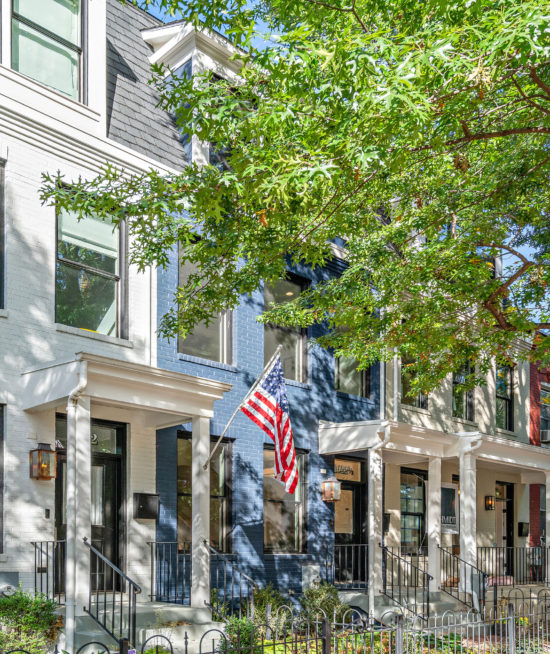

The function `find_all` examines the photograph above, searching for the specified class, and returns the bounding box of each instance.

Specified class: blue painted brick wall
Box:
[156,245,380,593]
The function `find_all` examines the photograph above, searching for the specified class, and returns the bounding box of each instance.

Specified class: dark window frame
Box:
[452,362,475,422]
[334,357,371,398]
[55,206,127,339]
[263,445,308,554]
[263,273,309,384]
[401,357,428,410]
[400,467,427,555]
[541,386,550,434]
[496,364,514,431]
[176,431,233,553]
[10,0,87,103]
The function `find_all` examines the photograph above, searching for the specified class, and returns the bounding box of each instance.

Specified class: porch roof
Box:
[21,352,232,428]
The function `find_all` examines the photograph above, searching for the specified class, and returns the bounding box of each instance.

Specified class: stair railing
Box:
[206,540,257,620]
[381,545,432,621]
[31,540,65,604]
[149,541,191,604]
[83,537,141,646]
[439,546,487,611]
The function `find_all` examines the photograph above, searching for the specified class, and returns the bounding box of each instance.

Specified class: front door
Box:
[495,481,514,576]
[55,416,126,592]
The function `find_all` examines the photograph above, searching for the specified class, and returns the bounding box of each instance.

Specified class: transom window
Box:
[263,449,306,553]
[264,277,307,383]
[401,356,428,410]
[12,0,82,100]
[452,362,475,422]
[56,209,122,337]
[177,252,232,364]
[177,435,231,552]
[335,356,370,397]
[541,387,550,434]
[496,365,514,431]
[400,469,427,555]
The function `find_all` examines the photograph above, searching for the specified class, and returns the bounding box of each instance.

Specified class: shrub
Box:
[299,582,349,622]
[221,615,260,654]
[252,584,288,630]
[0,589,61,653]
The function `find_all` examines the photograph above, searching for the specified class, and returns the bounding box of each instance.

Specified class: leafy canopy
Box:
[42,0,550,393]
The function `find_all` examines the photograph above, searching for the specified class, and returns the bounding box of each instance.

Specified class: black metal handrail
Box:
[477,546,549,587]
[206,540,257,620]
[381,544,432,621]
[31,540,65,604]
[329,544,368,589]
[148,541,191,604]
[439,546,487,610]
[83,537,141,647]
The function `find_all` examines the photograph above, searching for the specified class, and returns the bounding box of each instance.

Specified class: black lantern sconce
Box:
[485,495,496,511]
[321,477,341,502]
[29,444,57,480]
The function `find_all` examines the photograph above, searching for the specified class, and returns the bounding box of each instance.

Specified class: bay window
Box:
[496,364,514,431]
[12,0,83,101]
[56,209,122,337]
[263,448,306,553]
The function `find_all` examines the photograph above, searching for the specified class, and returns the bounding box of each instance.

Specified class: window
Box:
[541,387,550,434]
[263,448,306,553]
[177,435,232,552]
[400,469,426,554]
[12,0,82,101]
[401,356,428,410]
[0,159,5,310]
[177,252,232,363]
[264,277,307,383]
[452,362,475,422]
[56,209,123,336]
[335,356,370,397]
[496,365,514,431]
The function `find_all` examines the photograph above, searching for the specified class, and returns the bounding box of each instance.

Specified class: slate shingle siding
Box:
[106,0,188,169]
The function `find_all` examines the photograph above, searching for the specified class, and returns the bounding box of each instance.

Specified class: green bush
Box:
[221,615,260,654]
[299,582,349,622]
[0,589,61,653]
[252,584,288,629]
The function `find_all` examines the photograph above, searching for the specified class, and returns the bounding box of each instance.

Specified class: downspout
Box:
[65,359,88,654]
[368,422,390,616]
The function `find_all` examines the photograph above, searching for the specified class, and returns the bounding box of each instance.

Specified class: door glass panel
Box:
[91,424,121,454]
[91,465,104,526]
[335,489,354,534]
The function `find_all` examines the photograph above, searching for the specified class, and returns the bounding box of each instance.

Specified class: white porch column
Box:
[545,473,550,547]
[427,457,441,592]
[65,394,91,652]
[459,453,477,567]
[191,416,211,608]
[368,448,384,612]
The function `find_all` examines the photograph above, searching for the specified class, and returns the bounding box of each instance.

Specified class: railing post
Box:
[395,614,404,654]
[322,618,331,654]
[507,603,516,654]
[119,637,129,654]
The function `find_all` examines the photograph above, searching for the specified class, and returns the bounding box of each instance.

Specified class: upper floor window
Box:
[263,448,306,553]
[12,0,82,101]
[264,277,307,383]
[56,209,122,336]
[496,364,514,431]
[452,362,475,422]
[541,387,550,435]
[177,252,232,364]
[335,356,370,397]
[401,356,428,410]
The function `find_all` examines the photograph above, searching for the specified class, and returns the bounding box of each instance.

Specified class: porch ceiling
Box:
[21,352,232,427]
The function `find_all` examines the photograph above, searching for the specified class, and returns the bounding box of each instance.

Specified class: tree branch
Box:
[511,76,550,117]
[529,66,550,100]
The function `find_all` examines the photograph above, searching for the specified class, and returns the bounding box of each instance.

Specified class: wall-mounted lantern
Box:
[321,477,341,502]
[485,495,496,511]
[29,444,57,480]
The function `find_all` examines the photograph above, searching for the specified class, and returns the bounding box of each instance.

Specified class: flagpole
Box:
[203,344,283,470]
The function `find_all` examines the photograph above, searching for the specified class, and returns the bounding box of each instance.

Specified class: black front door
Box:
[55,416,125,592]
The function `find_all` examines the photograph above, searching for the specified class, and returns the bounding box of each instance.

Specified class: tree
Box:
[42,0,550,393]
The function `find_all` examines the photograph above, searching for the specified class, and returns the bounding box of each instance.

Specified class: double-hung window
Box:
[12,0,83,101]
[401,356,428,410]
[263,448,306,553]
[496,364,514,431]
[400,468,427,555]
[177,250,232,364]
[541,387,550,436]
[264,277,307,383]
[177,434,232,552]
[335,356,370,397]
[452,362,475,422]
[56,209,123,337]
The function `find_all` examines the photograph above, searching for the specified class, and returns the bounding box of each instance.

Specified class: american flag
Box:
[241,356,298,494]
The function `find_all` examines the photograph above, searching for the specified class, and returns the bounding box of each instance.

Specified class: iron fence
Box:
[477,546,549,587]
[329,544,369,590]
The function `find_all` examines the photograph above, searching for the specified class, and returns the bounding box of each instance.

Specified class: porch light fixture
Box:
[485,495,496,511]
[321,477,341,502]
[29,444,57,480]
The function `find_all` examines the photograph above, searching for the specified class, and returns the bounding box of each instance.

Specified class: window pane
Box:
[541,389,550,431]
[264,279,302,305]
[56,261,117,334]
[210,497,225,550]
[58,210,118,274]
[177,495,192,547]
[177,439,192,494]
[14,0,80,45]
[401,357,427,409]
[264,326,302,382]
[496,397,508,430]
[91,465,104,526]
[12,20,79,99]
[496,366,511,399]
[335,357,366,396]
[91,424,121,455]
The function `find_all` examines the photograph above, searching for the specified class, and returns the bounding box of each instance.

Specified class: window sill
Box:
[55,324,134,348]
[177,353,238,372]
[400,403,430,415]
[0,309,8,319]
[335,391,371,402]
[285,379,312,390]
[451,417,478,428]
[496,427,516,438]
